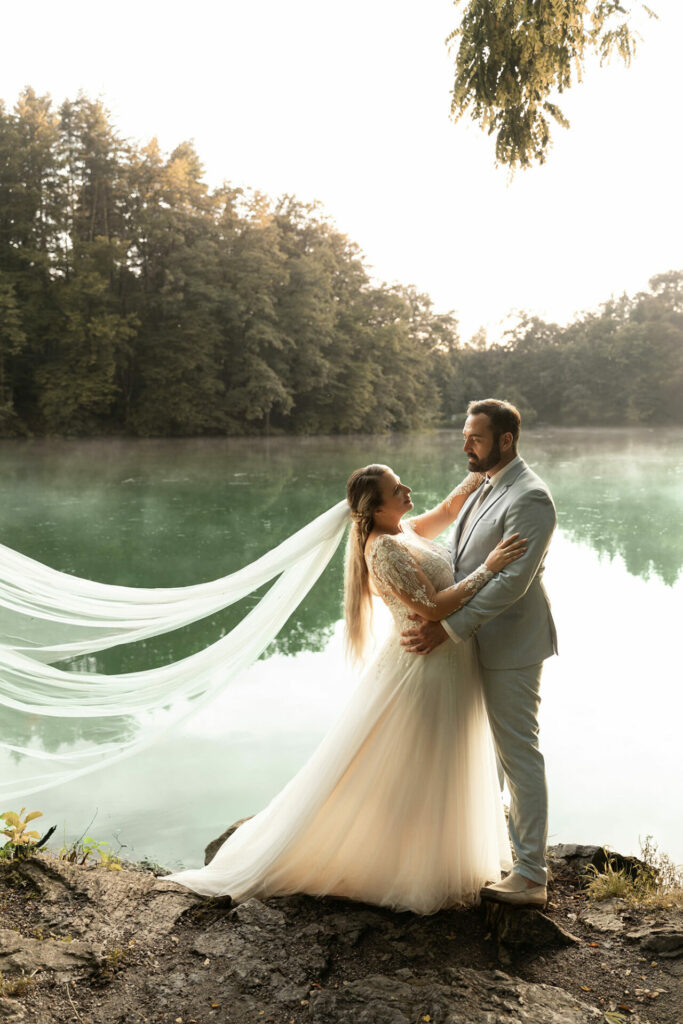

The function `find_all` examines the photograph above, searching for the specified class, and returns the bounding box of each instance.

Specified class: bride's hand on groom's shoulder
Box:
[400,615,448,655]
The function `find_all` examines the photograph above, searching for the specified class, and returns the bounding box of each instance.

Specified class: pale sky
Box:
[3,1,681,341]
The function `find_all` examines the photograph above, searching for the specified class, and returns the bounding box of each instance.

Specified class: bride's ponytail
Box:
[344,465,387,663]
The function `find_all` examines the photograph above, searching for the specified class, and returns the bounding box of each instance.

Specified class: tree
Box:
[218,192,294,434]
[35,240,138,433]
[0,274,27,434]
[1,89,63,428]
[269,198,339,434]
[126,141,227,435]
[0,87,680,437]
[447,1,656,169]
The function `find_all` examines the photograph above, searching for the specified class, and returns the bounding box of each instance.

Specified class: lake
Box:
[1,428,681,871]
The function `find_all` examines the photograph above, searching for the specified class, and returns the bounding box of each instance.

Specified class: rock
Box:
[189,896,329,1000]
[204,816,252,865]
[0,996,27,1021]
[626,926,683,957]
[579,898,627,934]
[230,896,287,930]
[315,911,368,947]
[8,853,200,945]
[137,857,172,876]
[0,928,99,978]
[308,967,602,1023]
[7,857,75,902]
[484,901,580,957]
[549,843,603,862]
[547,844,648,884]
[136,887,202,937]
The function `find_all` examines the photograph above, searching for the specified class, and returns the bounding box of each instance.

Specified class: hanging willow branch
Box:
[447,1,657,169]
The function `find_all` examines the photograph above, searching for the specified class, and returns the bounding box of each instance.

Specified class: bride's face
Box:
[376,469,413,522]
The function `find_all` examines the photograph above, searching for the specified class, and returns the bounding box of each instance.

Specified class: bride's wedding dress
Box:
[165,522,512,915]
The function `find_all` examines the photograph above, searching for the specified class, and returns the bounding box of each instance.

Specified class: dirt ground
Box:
[0,845,681,1024]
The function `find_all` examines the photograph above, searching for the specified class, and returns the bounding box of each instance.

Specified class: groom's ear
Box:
[500,431,514,452]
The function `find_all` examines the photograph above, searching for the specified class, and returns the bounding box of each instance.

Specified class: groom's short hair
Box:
[467,399,521,447]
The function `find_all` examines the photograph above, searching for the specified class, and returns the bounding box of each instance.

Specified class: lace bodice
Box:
[367,524,453,628]
[367,522,494,630]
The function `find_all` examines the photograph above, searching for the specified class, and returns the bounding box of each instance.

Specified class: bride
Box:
[164,465,526,915]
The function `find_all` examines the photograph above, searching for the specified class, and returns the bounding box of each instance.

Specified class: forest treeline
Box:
[1,88,681,438]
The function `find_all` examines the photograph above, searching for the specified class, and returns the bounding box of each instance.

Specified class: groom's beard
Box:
[467,438,502,473]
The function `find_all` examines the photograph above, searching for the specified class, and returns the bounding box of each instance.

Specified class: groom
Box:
[401,398,557,908]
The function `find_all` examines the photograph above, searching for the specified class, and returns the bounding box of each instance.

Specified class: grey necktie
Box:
[459,478,493,542]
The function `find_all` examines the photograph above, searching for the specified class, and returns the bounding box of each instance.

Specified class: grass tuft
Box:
[586,835,683,908]
[0,970,35,997]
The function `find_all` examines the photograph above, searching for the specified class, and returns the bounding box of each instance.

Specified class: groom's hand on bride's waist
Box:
[400,615,448,655]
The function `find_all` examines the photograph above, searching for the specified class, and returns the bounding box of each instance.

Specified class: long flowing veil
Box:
[0,499,351,802]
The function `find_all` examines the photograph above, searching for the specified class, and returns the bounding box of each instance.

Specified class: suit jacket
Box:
[444,456,558,670]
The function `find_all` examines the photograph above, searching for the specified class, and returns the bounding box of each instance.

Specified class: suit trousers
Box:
[479,661,548,885]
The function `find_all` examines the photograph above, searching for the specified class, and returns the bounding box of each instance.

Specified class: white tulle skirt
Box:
[165,631,512,915]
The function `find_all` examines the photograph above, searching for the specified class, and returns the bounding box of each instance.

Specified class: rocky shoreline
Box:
[0,838,681,1024]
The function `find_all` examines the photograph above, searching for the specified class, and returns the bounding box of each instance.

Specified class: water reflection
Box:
[535,428,682,586]
[1,430,681,800]
[3,706,138,761]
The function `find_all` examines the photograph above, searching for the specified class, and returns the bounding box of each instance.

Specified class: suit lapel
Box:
[456,485,508,560]
[453,486,483,556]
[455,459,528,561]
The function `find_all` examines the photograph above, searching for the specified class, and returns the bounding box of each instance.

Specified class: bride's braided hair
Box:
[345,464,387,662]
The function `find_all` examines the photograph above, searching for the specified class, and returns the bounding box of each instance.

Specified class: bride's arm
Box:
[409,472,485,539]
[367,533,526,621]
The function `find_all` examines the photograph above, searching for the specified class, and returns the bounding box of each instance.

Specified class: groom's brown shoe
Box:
[480,872,547,909]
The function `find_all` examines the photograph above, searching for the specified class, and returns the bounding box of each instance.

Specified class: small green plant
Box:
[0,969,35,997]
[0,808,50,861]
[1,808,43,845]
[91,945,129,987]
[59,835,121,869]
[105,946,126,966]
[98,849,122,871]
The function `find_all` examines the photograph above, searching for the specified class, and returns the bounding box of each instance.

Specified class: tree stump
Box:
[483,899,580,964]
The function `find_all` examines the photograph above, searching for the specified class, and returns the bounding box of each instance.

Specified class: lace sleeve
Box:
[409,471,486,540]
[444,472,486,515]
[459,563,495,605]
[367,535,436,609]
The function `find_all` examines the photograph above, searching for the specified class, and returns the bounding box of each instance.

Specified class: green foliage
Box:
[0,808,43,859]
[0,87,680,437]
[58,834,121,868]
[0,807,121,870]
[1,90,456,437]
[447,1,657,168]
[98,849,123,871]
[460,274,683,428]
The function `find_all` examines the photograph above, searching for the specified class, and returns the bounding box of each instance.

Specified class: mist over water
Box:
[1,428,681,869]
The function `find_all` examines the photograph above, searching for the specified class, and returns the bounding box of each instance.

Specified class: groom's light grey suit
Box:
[443,455,557,885]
